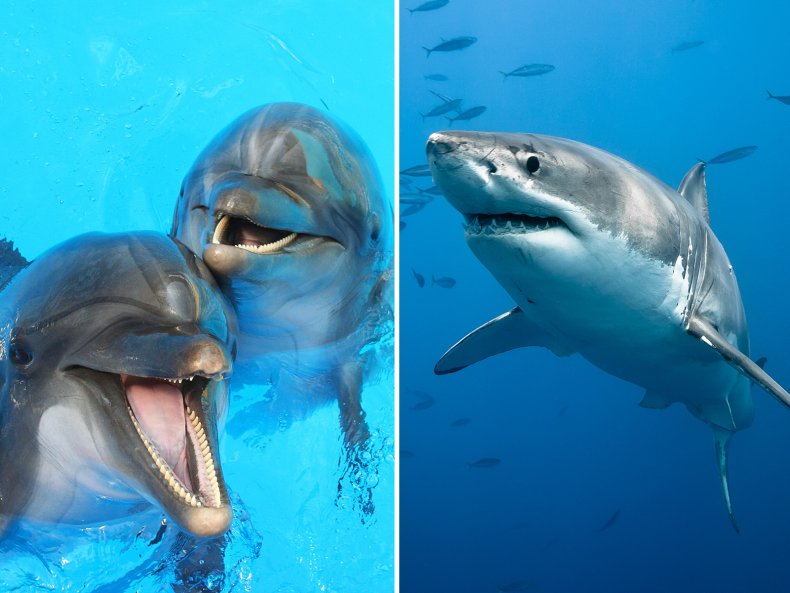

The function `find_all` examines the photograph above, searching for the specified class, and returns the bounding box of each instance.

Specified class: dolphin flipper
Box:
[713,426,739,533]
[686,315,790,408]
[0,237,29,292]
[677,163,710,224]
[435,307,572,375]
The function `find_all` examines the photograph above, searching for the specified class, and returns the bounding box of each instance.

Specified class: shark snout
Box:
[427,132,461,156]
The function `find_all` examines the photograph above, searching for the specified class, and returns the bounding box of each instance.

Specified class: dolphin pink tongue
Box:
[123,375,192,490]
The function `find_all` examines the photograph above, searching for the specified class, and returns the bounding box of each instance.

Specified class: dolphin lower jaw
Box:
[121,374,227,513]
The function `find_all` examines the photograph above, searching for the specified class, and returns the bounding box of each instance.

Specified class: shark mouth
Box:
[212,214,304,254]
[122,374,222,509]
[463,213,565,235]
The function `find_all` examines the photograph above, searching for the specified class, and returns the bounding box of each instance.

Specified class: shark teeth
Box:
[463,214,562,235]
[212,214,299,253]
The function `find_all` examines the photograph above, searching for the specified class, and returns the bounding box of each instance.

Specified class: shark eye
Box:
[526,156,541,174]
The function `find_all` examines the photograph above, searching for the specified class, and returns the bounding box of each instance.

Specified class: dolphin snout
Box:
[183,338,232,377]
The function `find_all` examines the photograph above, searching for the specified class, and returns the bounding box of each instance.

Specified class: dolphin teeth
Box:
[234,231,299,254]
[212,215,230,245]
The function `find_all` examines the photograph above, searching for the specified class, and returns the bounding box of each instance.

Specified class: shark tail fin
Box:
[767,90,775,100]
[499,71,508,79]
[423,47,432,57]
[713,426,739,533]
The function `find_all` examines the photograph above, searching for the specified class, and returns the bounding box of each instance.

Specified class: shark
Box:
[426,130,790,530]
[171,103,393,451]
[0,232,236,539]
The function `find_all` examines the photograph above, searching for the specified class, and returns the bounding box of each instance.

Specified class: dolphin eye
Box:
[10,341,33,367]
[526,156,540,174]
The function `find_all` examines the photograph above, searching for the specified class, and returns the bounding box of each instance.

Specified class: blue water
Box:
[0,1,393,591]
[400,1,790,592]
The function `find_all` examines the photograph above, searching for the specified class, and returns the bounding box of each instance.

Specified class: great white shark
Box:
[171,103,392,451]
[0,232,236,539]
[427,130,790,530]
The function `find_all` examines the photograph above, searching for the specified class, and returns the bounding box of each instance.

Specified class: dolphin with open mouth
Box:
[171,103,392,449]
[427,130,790,530]
[0,232,236,539]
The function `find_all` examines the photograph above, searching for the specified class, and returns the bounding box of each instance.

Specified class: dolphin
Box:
[426,130,790,530]
[171,103,392,450]
[0,232,236,539]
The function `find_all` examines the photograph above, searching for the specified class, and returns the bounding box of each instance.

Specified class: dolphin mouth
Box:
[463,213,566,235]
[211,213,333,253]
[121,373,223,510]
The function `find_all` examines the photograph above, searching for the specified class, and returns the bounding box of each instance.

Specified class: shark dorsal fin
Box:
[678,162,710,224]
[434,307,572,375]
[0,237,30,292]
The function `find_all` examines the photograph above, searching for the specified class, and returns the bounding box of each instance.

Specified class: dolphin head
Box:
[0,232,236,538]
[172,103,392,356]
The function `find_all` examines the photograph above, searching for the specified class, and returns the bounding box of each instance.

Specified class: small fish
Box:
[421,98,463,121]
[418,185,444,195]
[596,509,621,532]
[424,73,449,81]
[410,390,435,410]
[400,164,433,177]
[412,268,425,288]
[450,417,471,427]
[767,90,790,105]
[400,220,407,231]
[430,90,455,103]
[468,457,501,469]
[407,0,449,14]
[497,581,536,592]
[411,398,435,411]
[446,105,486,124]
[400,193,433,205]
[672,40,704,52]
[400,450,417,459]
[423,36,477,57]
[401,202,429,217]
[432,274,456,288]
[702,145,757,165]
[500,63,555,78]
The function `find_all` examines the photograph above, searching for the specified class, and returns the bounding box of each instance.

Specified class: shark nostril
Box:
[429,140,457,155]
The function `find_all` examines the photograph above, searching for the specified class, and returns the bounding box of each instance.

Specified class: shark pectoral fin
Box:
[713,426,739,533]
[686,315,790,409]
[434,307,571,375]
[677,162,710,224]
[639,391,671,409]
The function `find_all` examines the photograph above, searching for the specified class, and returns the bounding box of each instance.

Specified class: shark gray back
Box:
[427,130,790,530]
[0,231,236,538]
[171,103,393,449]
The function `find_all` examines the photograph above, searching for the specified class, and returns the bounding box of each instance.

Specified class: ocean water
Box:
[400,1,790,592]
[0,1,394,592]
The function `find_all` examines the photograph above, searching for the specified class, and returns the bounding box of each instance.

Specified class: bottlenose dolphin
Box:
[0,232,236,538]
[427,130,790,529]
[171,103,392,449]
